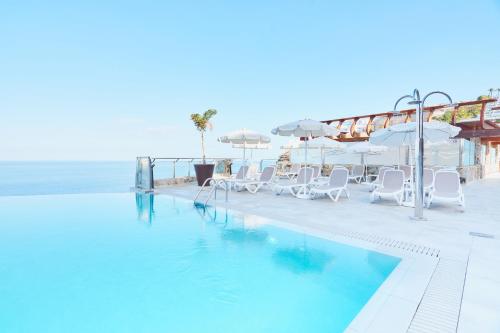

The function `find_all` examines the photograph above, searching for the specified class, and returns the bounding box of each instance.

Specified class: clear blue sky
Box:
[1,0,499,160]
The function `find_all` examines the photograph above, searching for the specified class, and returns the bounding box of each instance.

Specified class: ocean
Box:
[0,160,279,196]
[0,161,137,196]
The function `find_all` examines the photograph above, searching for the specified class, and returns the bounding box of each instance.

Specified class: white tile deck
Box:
[155,173,500,333]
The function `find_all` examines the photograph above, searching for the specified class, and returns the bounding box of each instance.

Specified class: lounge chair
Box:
[245,163,260,181]
[427,170,465,211]
[236,166,277,194]
[368,166,394,191]
[399,165,412,183]
[423,168,434,195]
[349,165,364,184]
[273,167,314,196]
[311,165,321,180]
[283,163,301,180]
[222,165,249,191]
[371,170,405,205]
[310,167,350,202]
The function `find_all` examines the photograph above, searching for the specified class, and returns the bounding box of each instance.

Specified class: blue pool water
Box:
[0,193,400,333]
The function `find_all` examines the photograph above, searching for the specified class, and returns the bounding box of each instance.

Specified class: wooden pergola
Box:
[322,98,500,145]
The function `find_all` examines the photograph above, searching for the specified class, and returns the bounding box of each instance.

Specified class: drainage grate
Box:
[407,258,467,333]
[469,231,495,239]
[333,230,440,257]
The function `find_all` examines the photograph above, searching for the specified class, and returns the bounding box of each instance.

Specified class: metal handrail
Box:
[193,178,229,206]
[152,157,277,179]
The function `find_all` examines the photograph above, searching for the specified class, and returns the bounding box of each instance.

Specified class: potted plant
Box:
[190,109,217,186]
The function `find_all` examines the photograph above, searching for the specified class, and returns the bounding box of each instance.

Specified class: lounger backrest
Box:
[329,167,349,188]
[296,167,314,184]
[399,165,412,180]
[289,164,300,174]
[311,165,321,178]
[247,164,259,179]
[259,166,276,182]
[235,165,249,179]
[382,170,404,191]
[377,167,393,183]
[434,171,460,194]
[351,165,364,177]
[423,168,434,188]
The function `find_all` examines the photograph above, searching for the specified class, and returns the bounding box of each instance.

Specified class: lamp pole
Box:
[393,89,452,220]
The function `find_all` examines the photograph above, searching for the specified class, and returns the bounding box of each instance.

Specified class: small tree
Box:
[190,109,217,164]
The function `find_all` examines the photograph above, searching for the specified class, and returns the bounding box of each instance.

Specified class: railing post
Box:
[188,159,193,177]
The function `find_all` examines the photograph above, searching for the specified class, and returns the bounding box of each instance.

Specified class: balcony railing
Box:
[135,157,278,191]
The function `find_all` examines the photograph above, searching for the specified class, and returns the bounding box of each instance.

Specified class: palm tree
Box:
[190,109,217,164]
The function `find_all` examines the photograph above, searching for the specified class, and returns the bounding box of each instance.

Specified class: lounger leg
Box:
[334,190,342,202]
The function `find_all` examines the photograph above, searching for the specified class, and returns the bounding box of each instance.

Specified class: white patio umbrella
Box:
[272,119,340,197]
[218,129,271,165]
[298,137,345,167]
[369,121,461,147]
[346,141,388,180]
[272,119,340,167]
[232,143,271,160]
[369,121,461,167]
[369,121,461,205]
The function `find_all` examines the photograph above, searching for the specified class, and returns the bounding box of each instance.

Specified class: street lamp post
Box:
[393,89,453,220]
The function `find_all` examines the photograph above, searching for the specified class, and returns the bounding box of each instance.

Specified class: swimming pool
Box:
[0,193,400,332]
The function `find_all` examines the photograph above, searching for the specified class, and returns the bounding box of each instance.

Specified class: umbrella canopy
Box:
[344,141,388,178]
[272,120,340,196]
[218,129,271,174]
[218,128,271,145]
[232,143,270,149]
[271,119,340,137]
[346,141,388,154]
[297,137,344,149]
[369,121,461,147]
[297,137,345,167]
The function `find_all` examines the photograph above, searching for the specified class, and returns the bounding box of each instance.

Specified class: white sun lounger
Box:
[423,168,434,195]
[222,165,249,191]
[399,165,413,183]
[369,166,394,191]
[283,163,301,180]
[427,170,465,211]
[311,165,321,180]
[371,169,405,205]
[310,167,350,202]
[273,167,314,196]
[235,166,277,194]
[349,165,364,184]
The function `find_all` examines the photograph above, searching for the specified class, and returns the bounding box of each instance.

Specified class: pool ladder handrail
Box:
[194,178,229,206]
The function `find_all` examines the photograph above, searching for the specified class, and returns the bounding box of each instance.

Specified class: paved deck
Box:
[155,174,500,333]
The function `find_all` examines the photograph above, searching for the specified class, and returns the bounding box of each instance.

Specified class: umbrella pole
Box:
[304,137,308,189]
[243,142,246,180]
[398,147,401,168]
[320,146,324,175]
